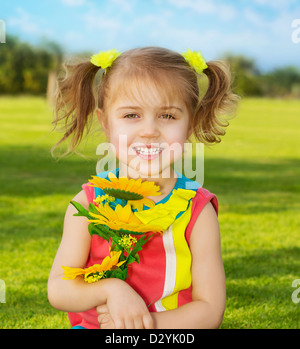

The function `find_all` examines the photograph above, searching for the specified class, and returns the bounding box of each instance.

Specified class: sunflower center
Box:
[84,271,106,283]
[103,188,144,201]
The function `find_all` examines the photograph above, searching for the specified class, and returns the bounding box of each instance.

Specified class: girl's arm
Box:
[47,190,153,328]
[47,189,110,312]
[150,201,226,329]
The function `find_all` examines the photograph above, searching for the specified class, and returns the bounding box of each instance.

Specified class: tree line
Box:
[224,54,300,98]
[0,35,300,98]
[0,35,62,95]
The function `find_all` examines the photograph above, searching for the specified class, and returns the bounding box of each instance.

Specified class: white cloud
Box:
[83,11,121,31]
[65,31,84,42]
[7,7,53,36]
[243,5,299,40]
[250,0,297,10]
[110,0,135,13]
[243,7,268,28]
[167,0,237,21]
[7,7,40,34]
[61,0,86,6]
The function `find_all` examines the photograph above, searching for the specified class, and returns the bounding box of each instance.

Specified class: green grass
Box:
[0,96,299,328]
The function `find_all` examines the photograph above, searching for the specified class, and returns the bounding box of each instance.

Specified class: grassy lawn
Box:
[0,96,299,329]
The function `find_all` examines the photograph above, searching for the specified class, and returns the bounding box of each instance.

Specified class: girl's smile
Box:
[132,145,164,160]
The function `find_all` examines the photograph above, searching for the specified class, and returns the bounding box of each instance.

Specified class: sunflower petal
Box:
[61,266,86,280]
[88,172,161,199]
[62,246,125,282]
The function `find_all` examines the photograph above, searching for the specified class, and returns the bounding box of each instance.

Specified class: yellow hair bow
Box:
[181,49,208,74]
[90,49,121,73]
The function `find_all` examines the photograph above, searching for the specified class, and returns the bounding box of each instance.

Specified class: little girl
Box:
[47,46,238,329]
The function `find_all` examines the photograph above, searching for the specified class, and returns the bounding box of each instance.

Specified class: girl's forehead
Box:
[106,71,187,110]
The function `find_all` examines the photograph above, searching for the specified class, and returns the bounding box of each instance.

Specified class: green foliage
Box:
[224,54,300,97]
[261,66,300,97]
[0,35,58,94]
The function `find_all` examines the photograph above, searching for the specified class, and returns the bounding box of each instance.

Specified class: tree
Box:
[261,66,300,97]
[222,54,263,97]
[0,35,59,94]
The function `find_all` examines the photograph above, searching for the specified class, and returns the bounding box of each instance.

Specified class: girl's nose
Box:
[139,119,161,139]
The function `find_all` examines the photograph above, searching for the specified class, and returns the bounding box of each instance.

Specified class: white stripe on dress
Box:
[154,224,177,312]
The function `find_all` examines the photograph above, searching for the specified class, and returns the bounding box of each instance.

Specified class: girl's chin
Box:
[118,152,176,179]
[118,161,170,179]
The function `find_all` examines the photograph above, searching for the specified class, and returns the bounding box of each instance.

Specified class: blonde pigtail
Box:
[193,61,239,144]
[51,61,101,156]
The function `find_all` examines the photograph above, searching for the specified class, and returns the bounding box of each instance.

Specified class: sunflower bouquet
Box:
[62,173,164,283]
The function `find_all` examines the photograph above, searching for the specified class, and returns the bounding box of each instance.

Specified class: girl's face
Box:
[98,77,192,180]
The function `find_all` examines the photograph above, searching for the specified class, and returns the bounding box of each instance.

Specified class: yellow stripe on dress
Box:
[155,202,193,311]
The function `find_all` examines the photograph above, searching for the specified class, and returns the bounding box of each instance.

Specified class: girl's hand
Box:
[97,304,115,329]
[101,279,154,329]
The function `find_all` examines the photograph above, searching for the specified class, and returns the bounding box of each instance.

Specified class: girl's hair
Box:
[52,46,238,156]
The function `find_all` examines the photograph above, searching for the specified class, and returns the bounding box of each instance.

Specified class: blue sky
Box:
[1,0,300,71]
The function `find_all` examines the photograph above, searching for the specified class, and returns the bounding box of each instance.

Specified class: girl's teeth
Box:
[135,147,162,155]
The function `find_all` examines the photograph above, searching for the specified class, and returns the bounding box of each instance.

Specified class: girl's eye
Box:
[124,114,139,119]
[160,113,175,120]
[123,113,175,119]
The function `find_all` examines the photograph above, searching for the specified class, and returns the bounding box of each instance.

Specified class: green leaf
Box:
[70,200,90,217]
[110,267,128,281]
[103,188,143,201]
[88,202,99,215]
[125,254,135,265]
[118,228,147,236]
[134,254,140,264]
[131,234,154,256]
[88,224,110,241]
[111,236,122,247]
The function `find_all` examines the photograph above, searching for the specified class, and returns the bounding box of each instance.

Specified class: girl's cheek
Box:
[109,133,131,159]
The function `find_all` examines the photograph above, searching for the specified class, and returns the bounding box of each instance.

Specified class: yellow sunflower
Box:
[87,202,163,234]
[62,248,125,281]
[88,172,161,210]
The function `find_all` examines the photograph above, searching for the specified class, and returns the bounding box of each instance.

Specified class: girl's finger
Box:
[114,317,125,329]
[98,314,105,324]
[133,317,144,329]
[98,313,115,329]
[143,314,154,329]
[96,304,109,314]
[124,318,135,329]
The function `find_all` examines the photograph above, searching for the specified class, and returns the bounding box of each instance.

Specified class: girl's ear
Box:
[97,108,109,135]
